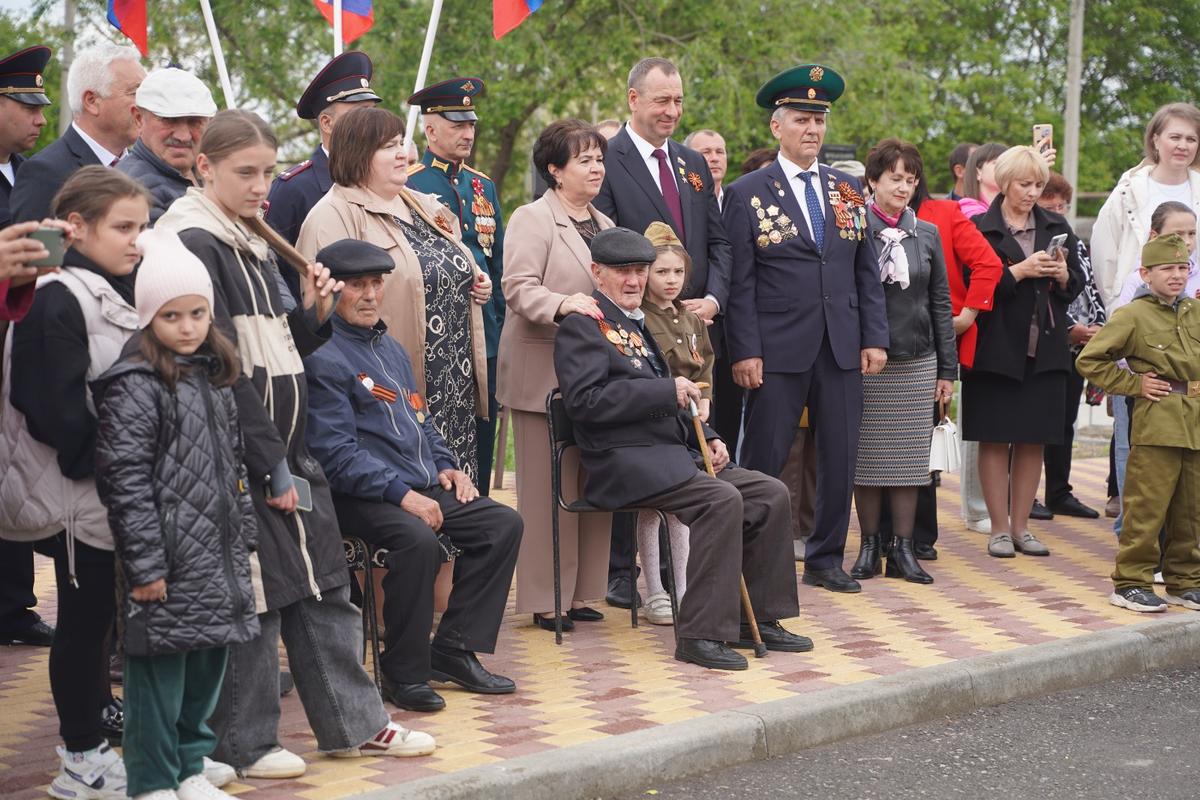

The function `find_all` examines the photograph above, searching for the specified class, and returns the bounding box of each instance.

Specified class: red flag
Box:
[312,0,375,43]
[494,0,543,39]
[107,0,148,56]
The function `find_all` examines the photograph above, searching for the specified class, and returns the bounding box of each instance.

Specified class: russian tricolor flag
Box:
[494,0,543,39]
[313,0,375,43]
[107,0,148,56]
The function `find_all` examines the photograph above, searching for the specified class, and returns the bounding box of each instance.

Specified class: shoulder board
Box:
[407,163,426,176]
[462,164,492,182]
[278,160,313,181]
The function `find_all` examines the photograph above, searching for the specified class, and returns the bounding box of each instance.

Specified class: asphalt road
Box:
[616,665,1200,800]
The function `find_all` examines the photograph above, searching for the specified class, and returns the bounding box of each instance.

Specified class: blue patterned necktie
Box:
[799,171,825,251]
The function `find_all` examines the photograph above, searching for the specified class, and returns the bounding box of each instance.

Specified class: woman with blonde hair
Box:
[966,145,1084,559]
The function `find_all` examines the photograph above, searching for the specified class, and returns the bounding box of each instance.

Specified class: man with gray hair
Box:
[10,43,144,223]
[593,57,732,611]
[118,66,217,223]
[683,129,728,211]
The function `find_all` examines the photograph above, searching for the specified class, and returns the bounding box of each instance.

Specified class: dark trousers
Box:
[739,336,862,571]
[48,534,115,752]
[640,466,797,641]
[1044,367,1085,506]
[476,356,499,496]
[712,352,744,456]
[333,489,522,684]
[0,538,39,632]
[124,647,227,795]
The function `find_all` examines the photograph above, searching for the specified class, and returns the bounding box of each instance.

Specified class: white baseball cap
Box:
[136,67,217,118]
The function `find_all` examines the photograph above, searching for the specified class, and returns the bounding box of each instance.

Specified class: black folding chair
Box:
[546,389,679,645]
[343,536,383,694]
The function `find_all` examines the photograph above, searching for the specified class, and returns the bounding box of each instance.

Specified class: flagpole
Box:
[333,0,344,56]
[198,0,235,108]
[404,0,445,148]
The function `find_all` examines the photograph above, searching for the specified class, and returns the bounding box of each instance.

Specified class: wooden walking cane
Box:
[687,389,768,659]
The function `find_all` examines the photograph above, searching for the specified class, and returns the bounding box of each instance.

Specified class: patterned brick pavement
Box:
[0,457,1170,799]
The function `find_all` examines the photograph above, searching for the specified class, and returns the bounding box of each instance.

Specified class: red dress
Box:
[916,199,1003,369]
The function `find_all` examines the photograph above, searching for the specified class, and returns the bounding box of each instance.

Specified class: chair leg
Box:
[659,511,679,641]
[362,547,382,695]
[552,506,563,646]
[630,517,639,629]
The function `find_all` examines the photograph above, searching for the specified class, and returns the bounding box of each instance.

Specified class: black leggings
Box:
[48,534,116,752]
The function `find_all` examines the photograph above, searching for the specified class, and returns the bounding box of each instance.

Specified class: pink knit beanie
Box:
[135,228,215,329]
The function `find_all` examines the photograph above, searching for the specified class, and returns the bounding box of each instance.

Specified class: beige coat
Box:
[497,190,614,412]
[297,183,488,417]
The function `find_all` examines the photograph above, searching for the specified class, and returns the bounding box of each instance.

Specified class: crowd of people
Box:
[0,38,1197,800]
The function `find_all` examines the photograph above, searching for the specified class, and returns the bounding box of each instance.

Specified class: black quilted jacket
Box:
[93,345,260,656]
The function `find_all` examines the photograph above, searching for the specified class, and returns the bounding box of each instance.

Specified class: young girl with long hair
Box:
[156,109,434,778]
[93,229,259,800]
[0,167,149,798]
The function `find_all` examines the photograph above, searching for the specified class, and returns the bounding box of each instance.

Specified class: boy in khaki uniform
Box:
[1077,234,1200,613]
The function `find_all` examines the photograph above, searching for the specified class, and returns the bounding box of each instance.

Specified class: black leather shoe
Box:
[430,646,516,694]
[731,621,813,653]
[0,618,54,646]
[567,606,604,622]
[532,613,574,632]
[100,697,123,745]
[1030,500,1054,520]
[885,539,934,584]
[913,542,938,561]
[382,680,446,712]
[675,638,748,670]
[605,574,641,609]
[849,534,882,579]
[280,669,295,696]
[1048,494,1100,519]
[801,566,862,593]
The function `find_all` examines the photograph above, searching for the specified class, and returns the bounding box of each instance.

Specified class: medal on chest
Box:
[598,319,650,365]
[470,177,497,257]
[407,390,427,423]
[751,194,798,248]
[828,179,867,241]
[357,372,399,404]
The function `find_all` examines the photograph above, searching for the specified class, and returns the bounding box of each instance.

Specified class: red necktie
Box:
[652,148,685,238]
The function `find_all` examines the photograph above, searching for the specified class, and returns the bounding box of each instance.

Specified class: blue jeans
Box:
[1113,396,1132,537]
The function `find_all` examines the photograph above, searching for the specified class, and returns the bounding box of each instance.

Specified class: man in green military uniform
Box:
[1077,233,1200,614]
[406,76,505,495]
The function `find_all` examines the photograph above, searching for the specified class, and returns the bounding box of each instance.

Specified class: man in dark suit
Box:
[724,64,889,594]
[10,43,144,224]
[593,57,733,609]
[0,44,55,648]
[554,227,805,671]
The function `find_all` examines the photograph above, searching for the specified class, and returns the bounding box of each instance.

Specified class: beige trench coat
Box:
[297,183,489,417]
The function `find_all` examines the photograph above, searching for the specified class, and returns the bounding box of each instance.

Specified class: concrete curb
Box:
[359,617,1200,800]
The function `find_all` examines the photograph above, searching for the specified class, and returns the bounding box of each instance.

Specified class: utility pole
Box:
[59,0,76,135]
[1063,0,1085,225]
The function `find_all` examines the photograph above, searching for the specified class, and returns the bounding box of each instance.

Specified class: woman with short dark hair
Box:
[848,139,956,584]
[498,118,614,631]
[298,106,492,480]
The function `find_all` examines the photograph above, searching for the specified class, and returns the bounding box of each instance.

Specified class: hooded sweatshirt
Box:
[156,188,345,610]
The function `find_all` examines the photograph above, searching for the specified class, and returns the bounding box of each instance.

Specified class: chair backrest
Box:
[546,389,575,511]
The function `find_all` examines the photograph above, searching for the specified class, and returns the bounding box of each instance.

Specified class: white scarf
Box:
[875,225,911,289]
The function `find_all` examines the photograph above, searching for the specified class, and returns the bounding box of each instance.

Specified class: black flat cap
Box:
[0,45,53,107]
[316,239,394,278]
[590,227,656,267]
[296,51,381,120]
[407,76,484,122]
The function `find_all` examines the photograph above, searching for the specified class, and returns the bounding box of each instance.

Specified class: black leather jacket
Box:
[865,207,958,379]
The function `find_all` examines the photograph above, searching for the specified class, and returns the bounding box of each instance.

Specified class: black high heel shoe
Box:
[850,533,882,579]
[532,614,574,632]
[885,538,934,584]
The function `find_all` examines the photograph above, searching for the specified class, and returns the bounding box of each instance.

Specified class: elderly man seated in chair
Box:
[303,239,523,712]
[553,227,808,670]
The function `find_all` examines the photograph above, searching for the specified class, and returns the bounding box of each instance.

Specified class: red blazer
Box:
[916,199,1003,368]
[0,279,34,322]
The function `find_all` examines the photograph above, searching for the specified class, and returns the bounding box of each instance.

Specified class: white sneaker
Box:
[641,592,674,625]
[201,758,235,788]
[176,774,233,800]
[132,792,178,800]
[48,742,128,799]
[1154,571,1166,585]
[965,518,992,534]
[329,721,436,758]
[239,747,306,779]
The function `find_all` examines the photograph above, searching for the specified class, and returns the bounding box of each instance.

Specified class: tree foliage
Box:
[8,0,1200,205]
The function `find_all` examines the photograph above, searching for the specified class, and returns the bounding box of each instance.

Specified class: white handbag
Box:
[929,398,961,474]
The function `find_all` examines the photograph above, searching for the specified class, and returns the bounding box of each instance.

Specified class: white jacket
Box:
[1090,161,1200,307]
[0,268,139,560]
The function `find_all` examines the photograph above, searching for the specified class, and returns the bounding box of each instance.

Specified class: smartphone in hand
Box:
[1033,124,1054,156]
[1046,232,1068,259]
[28,227,66,268]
